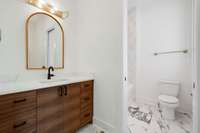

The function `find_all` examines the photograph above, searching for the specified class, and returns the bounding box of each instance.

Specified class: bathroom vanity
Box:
[0,79,93,133]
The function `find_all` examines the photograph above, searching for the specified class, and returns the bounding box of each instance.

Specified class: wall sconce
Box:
[27,0,69,19]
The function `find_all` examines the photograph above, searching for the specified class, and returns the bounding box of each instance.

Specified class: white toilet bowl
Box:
[158,95,179,120]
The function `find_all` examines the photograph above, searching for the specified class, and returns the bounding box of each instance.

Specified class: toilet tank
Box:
[159,81,180,97]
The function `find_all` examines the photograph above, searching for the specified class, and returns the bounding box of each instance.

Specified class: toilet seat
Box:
[159,95,178,104]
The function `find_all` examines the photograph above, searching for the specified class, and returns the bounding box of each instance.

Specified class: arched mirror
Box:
[26,12,64,69]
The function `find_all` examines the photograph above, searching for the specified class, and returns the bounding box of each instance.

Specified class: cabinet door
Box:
[63,84,80,133]
[37,87,64,133]
[0,95,13,133]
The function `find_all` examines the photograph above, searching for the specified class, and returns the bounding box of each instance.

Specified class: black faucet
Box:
[47,66,55,80]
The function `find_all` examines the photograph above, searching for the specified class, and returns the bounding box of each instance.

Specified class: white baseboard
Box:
[93,117,116,133]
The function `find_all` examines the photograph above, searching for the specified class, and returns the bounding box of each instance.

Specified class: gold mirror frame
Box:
[26,12,64,70]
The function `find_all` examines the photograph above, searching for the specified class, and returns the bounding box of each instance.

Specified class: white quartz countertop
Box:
[0,74,94,96]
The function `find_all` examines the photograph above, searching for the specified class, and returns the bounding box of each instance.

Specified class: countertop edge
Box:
[0,78,94,96]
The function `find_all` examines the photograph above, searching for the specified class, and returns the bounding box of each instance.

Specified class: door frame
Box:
[46,27,55,67]
[192,0,199,132]
[122,0,128,132]
[122,0,199,132]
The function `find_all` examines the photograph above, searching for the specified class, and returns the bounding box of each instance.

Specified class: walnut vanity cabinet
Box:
[0,91,37,133]
[0,80,93,133]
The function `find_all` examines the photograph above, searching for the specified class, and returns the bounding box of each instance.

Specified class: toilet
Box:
[158,81,180,120]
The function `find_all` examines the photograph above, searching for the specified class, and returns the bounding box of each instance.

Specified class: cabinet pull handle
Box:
[14,98,26,104]
[84,97,90,101]
[64,86,68,96]
[84,113,90,118]
[59,87,63,96]
[13,121,26,128]
[84,84,90,88]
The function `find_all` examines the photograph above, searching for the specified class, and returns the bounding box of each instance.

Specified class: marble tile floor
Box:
[128,103,192,133]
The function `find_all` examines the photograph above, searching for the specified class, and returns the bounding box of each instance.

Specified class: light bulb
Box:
[37,0,45,8]
[50,8,57,13]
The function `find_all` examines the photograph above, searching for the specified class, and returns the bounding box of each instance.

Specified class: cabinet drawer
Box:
[13,109,36,123]
[13,115,36,133]
[81,81,93,93]
[81,95,92,109]
[13,91,36,113]
[81,89,92,98]
[80,110,92,127]
[81,105,92,115]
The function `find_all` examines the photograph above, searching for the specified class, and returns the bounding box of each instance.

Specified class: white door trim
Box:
[122,0,128,132]
[192,0,199,132]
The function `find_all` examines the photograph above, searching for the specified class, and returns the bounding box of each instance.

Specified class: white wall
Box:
[74,0,123,132]
[0,0,77,79]
[135,0,193,113]
[128,7,136,103]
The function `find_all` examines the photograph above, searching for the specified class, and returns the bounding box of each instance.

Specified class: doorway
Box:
[122,0,198,132]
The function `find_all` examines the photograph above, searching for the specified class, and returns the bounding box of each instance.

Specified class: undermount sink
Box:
[39,78,68,84]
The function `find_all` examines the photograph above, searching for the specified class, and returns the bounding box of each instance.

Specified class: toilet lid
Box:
[159,95,178,104]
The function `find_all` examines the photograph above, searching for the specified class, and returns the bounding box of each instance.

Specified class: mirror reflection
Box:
[26,12,64,69]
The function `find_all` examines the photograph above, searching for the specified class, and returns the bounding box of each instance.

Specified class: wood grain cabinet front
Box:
[80,81,93,128]
[13,91,37,133]
[0,80,94,133]
[37,87,65,133]
[37,84,81,133]
[0,91,37,133]
[0,95,14,133]
[63,84,81,133]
